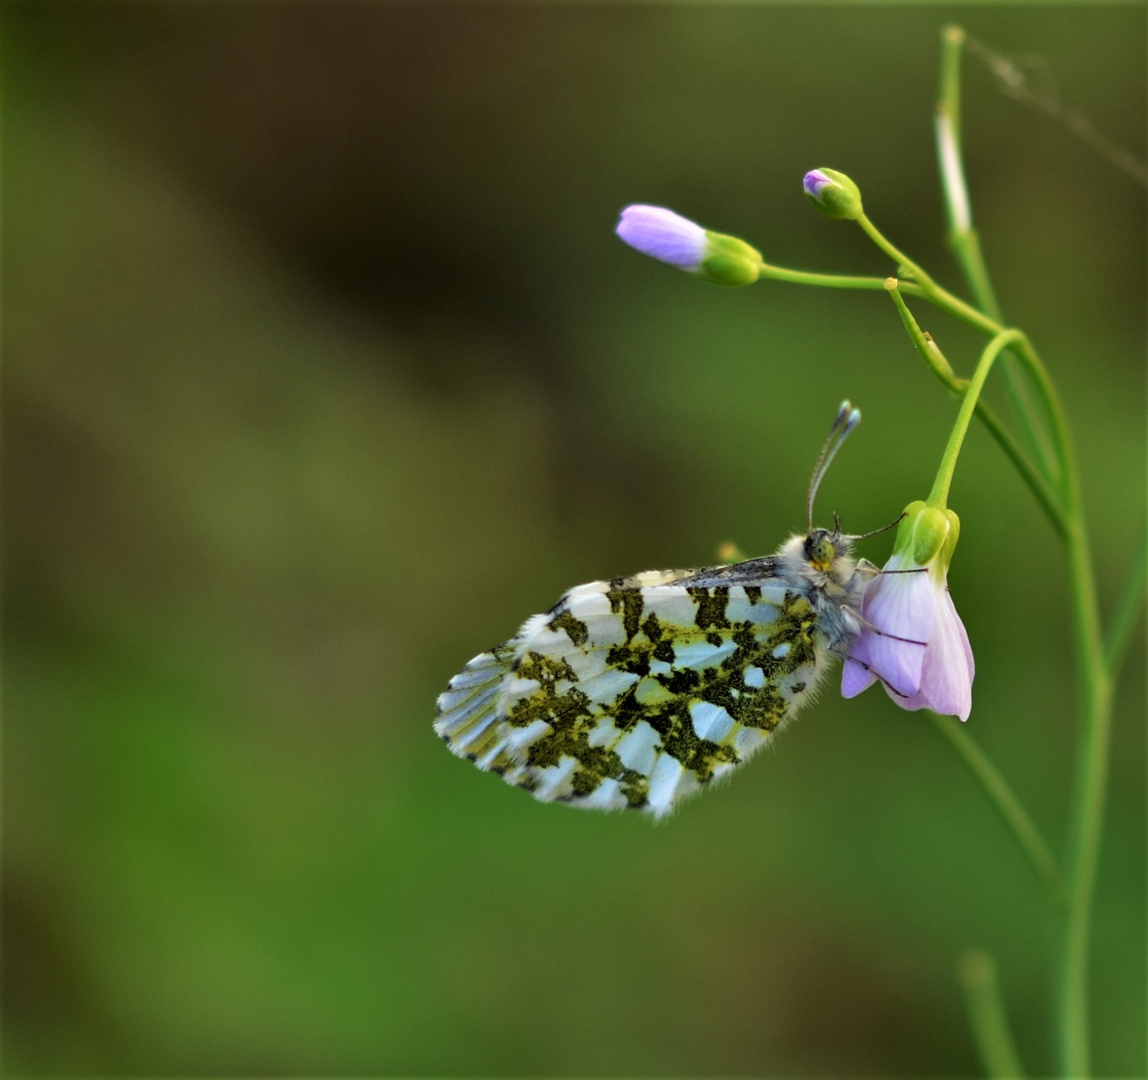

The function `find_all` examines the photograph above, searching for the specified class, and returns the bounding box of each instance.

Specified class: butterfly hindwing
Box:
[435,563,829,817]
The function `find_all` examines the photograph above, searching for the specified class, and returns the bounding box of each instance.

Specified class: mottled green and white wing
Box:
[434,565,826,818]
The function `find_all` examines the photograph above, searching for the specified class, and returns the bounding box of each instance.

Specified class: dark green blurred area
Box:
[4,6,1144,1076]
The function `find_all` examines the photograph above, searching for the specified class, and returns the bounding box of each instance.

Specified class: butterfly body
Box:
[434,528,876,818]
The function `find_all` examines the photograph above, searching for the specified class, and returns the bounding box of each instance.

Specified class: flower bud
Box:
[616,205,707,270]
[616,205,761,287]
[803,168,864,221]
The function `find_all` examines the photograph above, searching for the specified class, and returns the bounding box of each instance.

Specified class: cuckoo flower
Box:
[842,502,974,720]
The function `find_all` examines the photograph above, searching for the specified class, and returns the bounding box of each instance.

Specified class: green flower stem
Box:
[885,279,960,381]
[757,248,1004,341]
[896,257,1072,498]
[850,219,1004,339]
[856,212,941,293]
[1007,334,1072,486]
[928,329,1024,509]
[950,278,1114,1080]
[756,263,892,291]
[926,712,1065,905]
[885,284,1067,538]
[1059,516,1114,1078]
[1103,533,1147,681]
[958,950,1029,1079]
[1006,313,1114,1080]
[936,24,1057,482]
[935,29,999,316]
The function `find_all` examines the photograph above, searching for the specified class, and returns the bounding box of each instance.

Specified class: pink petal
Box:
[897,591,973,720]
[615,205,707,269]
[841,656,877,699]
[946,590,975,683]
[860,566,933,697]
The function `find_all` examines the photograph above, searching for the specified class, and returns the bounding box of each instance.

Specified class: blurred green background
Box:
[4,6,1144,1077]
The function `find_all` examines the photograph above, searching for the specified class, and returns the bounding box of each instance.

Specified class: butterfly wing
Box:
[434,563,827,817]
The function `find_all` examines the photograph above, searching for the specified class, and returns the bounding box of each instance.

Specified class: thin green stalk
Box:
[928,330,1024,508]
[856,212,941,293]
[926,712,1065,905]
[1006,335,1072,497]
[755,258,1016,342]
[885,202,1113,1074]
[756,263,892,291]
[935,24,1057,482]
[1059,513,1114,1078]
[853,213,1072,490]
[853,218,1004,338]
[1006,314,1114,1077]
[955,289,1112,1080]
[885,284,1067,538]
[1103,534,1147,681]
[959,950,1029,1079]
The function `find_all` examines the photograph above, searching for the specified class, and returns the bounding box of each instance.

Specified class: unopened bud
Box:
[616,205,761,287]
[803,168,864,221]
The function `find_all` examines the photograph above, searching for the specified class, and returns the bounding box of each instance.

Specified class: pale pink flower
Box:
[842,550,975,721]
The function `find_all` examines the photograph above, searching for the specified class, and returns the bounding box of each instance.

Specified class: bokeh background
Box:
[4,5,1144,1077]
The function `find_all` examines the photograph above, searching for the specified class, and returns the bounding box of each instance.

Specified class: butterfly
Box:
[434,401,885,818]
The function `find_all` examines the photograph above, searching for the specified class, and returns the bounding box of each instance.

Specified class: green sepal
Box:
[939,508,961,571]
[892,500,927,557]
[699,231,762,287]
[892,500,961,577]
[911,507,951,567]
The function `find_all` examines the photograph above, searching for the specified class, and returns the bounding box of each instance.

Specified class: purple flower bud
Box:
[803,170,834,200]
[802,167,864,221]
[615,205,707,270]
[841,549,975,721]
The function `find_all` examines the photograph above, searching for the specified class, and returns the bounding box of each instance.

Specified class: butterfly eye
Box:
[810,537,836,568]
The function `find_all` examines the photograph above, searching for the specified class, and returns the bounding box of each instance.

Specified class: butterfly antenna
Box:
[847,511,906,543]
[807,400,861,531]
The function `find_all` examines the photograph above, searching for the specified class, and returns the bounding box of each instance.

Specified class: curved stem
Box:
[935,24,1057,481]
[1006,335,1071,488]
[928,330,1024,508]
[1059,517,1114,1078]
[854,220,1003,338]
[869,196,1111,1076]
[935,315,1113,1080]
[959,950,1029,1079]
[926,712,1065,905]
[856,212,941,292]
[953,305,1110,1080]
[885,284,1067,537]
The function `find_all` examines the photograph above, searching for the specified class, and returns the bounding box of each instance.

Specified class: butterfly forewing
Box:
[435,564,828,817]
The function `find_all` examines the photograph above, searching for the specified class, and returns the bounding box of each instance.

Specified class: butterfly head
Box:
[804,524,852,573]
[772,520,855,593]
